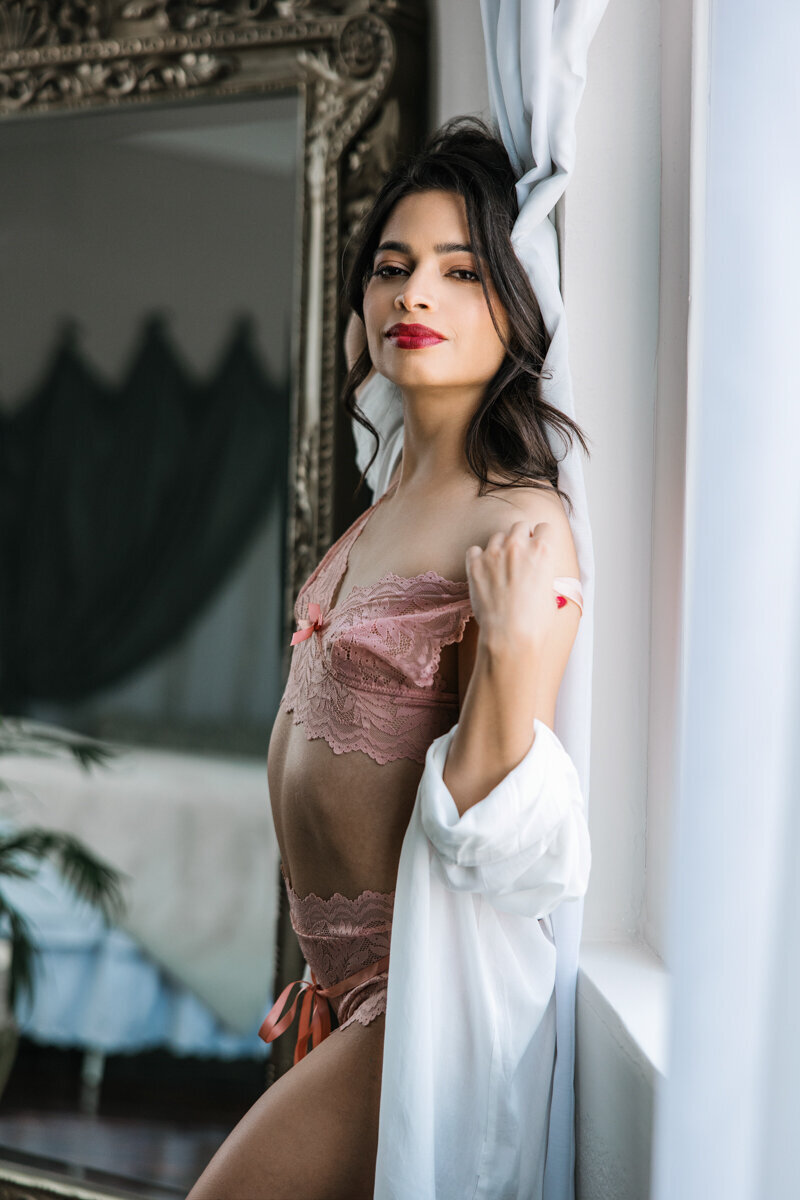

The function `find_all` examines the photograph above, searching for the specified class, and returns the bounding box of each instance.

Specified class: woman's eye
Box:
[371,265,479,281]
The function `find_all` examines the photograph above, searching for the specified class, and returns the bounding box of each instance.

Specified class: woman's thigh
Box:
[185,1013,385,1200]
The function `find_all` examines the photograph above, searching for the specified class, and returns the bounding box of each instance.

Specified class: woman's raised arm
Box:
[443,503,581,817]
[420,505,589,916]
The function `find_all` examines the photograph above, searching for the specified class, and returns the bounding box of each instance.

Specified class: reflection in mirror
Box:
[0,91,299,1192]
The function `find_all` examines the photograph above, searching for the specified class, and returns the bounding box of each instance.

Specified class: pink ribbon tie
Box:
[290,601,325,645]
[258,954,391,1064]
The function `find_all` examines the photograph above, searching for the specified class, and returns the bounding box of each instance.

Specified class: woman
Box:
[187,116,590,1200]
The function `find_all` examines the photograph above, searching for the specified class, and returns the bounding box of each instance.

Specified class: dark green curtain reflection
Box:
[0,315,290,712]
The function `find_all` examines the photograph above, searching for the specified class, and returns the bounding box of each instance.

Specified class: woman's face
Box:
[362,189,510,399]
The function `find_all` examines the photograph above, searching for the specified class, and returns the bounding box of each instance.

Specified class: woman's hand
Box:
[465,520,561,656]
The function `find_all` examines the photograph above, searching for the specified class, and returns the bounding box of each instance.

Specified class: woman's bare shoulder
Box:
[464,481,580,578]
[469,479,566,527]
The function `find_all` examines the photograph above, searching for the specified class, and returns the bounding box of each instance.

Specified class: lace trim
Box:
[282,567,473,764]
[279,690,460,765]
[328,568,469,620]
[282,868,395,935]
[337,989,388,1031]
[283,870,395,909]
[327,577,472,692]
[281,870,393,1028]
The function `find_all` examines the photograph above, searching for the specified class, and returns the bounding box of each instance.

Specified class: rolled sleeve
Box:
[418,718,591,918]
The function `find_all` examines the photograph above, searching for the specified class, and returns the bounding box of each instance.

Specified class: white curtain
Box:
[478,2,608,1194]
[651,1,800,1197]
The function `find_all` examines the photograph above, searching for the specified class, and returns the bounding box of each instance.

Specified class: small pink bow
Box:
[290,601,325,645]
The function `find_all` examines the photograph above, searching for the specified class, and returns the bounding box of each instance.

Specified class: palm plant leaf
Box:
[0,830,128,922]
[0,832,129,1016]
[0,715,122,771]
[0,715,129,1015]
[0,892,37,1012]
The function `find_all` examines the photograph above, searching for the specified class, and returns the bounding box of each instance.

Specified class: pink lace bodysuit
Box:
[259,482,584,1062]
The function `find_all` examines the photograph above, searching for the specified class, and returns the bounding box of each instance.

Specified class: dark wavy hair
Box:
[341,115,591,516]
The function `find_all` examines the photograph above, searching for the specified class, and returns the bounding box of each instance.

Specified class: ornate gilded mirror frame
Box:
[0,0,428,651]
[0,0,428,1179]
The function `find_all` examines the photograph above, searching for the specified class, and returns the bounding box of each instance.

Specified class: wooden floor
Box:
[0,1036,270,1194]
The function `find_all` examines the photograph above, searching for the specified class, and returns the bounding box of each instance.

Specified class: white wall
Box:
[645,0,692,959]
[576,965,657,1198]
[567,0,662,943]
[430,0,491,125]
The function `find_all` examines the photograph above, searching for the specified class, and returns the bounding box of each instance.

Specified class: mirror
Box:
[0,2,428,1195]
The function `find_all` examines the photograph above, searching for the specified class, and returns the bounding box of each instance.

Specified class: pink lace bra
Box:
[279,482,583,766]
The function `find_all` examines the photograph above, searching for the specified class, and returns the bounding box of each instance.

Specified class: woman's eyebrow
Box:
[374,240,475,255]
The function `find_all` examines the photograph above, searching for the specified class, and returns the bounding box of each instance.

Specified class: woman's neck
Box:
[393,388,479,496]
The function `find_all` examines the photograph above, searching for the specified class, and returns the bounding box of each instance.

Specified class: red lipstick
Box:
[385,322,446,349]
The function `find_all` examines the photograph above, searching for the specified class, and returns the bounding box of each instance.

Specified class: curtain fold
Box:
[651,2,800,1196]
[0,316,289,712]
[479,2,608,1195]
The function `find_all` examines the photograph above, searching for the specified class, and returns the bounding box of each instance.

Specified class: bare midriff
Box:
[267,639,460,902]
